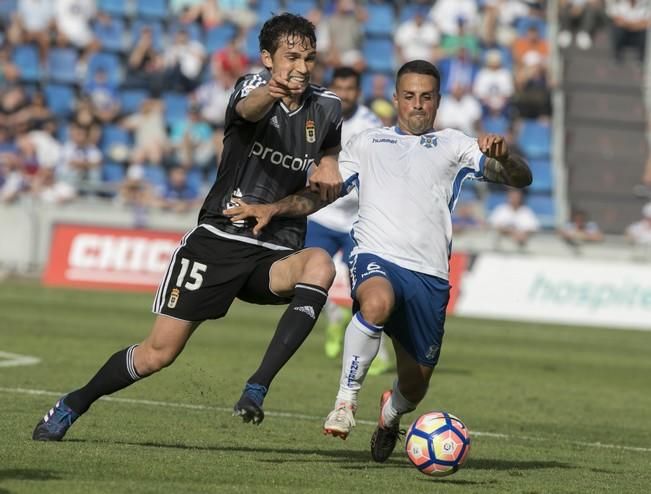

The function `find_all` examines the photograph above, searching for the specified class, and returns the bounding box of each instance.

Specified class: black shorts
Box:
[152,225,295,321]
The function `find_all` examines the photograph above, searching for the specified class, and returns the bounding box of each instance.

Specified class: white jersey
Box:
[340,126,486,279]
[309,104,381,232]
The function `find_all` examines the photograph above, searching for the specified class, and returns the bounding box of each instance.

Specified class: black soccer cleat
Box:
[370,390,405,462]
[233,383,267,425]
[32,396,80,441]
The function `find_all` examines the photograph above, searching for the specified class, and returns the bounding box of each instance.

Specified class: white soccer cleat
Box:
[323,401,357,440]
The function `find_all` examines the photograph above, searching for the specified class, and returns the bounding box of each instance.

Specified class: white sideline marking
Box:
[0,352,41,368]
[3,386,650,454]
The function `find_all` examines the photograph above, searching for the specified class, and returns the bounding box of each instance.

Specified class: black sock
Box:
[64,345,142,414]
[248,283,328,389]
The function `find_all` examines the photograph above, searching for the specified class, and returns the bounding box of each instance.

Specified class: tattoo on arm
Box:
[483,153,533,188]
[273,188,329,217]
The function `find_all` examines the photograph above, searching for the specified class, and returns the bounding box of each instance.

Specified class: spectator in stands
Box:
[488,188,540,247]
[58,123,102,193]
[440,17,481,59]
[169,103,215,170]
[0,126,26,203]
[0,86,30,131]
[5,89,54,131]
[558,0,603,50]
[430,0,480,39]
[606,0,649,62]
[163,28,206,93]
[123,26,165,96]
[626,202,651,245]
[436,82,482,136]
[121,99,167,168]
[54,0,100,71]
[83,66,121,124]
[438,47,479,94]
[212,30,249,88]
[7,0,54,64]
[558,209,604,246]
[181,0,257,31]
[513,51,552,119]
[117,164,153,228]
[154,166,200,213]
[31,162,77,204]
[317,0,366,72]
[0,45,20,85]
[394,6,441,65]
[473,49,514,116]
[482,0,530,47]
[513,25,549,68]
[15,128,62,182]
[452,201,484,234]
[72,97,102,146]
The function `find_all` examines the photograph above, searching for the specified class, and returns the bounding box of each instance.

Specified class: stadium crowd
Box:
[3,0,634,236]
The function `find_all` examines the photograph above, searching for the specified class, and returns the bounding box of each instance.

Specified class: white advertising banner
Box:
[455,254,651,330]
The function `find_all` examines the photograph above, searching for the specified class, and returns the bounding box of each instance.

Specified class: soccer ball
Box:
[405,411,471,477]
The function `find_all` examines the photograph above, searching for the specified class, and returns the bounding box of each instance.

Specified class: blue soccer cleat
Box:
[32,397,80,441]
[233,383,267,425]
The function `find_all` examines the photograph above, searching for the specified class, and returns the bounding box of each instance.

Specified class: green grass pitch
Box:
[1,280,650,493]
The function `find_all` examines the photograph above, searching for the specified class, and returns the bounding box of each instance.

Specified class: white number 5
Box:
[176,258,207,291]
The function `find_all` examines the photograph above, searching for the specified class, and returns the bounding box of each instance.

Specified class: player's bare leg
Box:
[234,248,335,424]
[33,316,200,441]
[371,339,433,462]
[324,277,394,439]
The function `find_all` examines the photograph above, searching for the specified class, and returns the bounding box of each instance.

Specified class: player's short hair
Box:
[331,66,361,87]
[259,13,316,55]
[396,60,441,93]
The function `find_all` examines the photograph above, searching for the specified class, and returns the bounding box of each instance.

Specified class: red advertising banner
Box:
[43,224,183,292]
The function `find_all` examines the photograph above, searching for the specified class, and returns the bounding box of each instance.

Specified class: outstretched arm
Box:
[479,134,533,188]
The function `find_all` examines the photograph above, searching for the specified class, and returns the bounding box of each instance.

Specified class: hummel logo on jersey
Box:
[270,115,280,129]
[372,138,397,144]
[294,305,316,319]
[419,135,437,148]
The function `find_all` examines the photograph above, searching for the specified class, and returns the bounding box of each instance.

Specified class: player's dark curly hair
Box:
[331,67,361,88]
[396,60,441,93]
[258,12,317,55]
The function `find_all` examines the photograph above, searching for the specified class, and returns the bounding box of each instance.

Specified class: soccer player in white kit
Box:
[223,60,532,460]
[305,67,391,373]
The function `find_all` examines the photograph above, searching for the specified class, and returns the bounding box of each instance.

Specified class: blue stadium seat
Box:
[135,0,168,20]
[163,92,189,126]
[102,161,126,183]
[481,114,509,134]
[94,16,126,52]
[131,20,165,51]
[86,51,122,86]
[56,121,69,142]
[484,190,507,213]
[186,167,203,192]
[205,166,217,185]
[44,84,75,118]
[256,0,281,18]
[12,44,40,82]
[98,0,129,17]
[168,21,202,42]
[143,165,167,189]
[399,4,420,23]
[515,16,548,39]
[0,0,17,20]
[285,0,316,16]
[101,124,131,155]
[528,158,553,193]
[517,119,551,159]
[365,4,394,37]
[244,25,262,60]
[361,72,394,101]
[47,47,79,84]
[204,24,237,53]
[120,88,148,114]
[363,38,395,73]
[527,193,555,227]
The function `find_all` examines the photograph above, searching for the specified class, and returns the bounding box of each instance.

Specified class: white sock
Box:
[382,379,418,427]
[335,312,382,406]
[376,332,391,361]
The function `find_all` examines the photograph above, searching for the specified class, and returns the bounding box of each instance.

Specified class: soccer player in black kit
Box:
[32,13,343,441]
